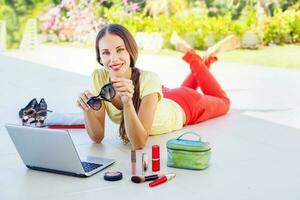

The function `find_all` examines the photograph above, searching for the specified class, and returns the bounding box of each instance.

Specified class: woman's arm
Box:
[123,93,159,149]
[83,105,105,143]
[78,90,106,143]
[111,77,159,149]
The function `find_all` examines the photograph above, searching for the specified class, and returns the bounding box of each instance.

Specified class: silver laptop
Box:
[5,124,115,177]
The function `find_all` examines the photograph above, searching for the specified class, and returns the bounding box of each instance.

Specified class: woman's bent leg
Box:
[182,50,229,103]
[177,50,230,124]
[180,52,218,89]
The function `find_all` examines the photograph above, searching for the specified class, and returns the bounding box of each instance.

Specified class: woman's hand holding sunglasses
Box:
[111,77,134,105]
[77,90,96,112]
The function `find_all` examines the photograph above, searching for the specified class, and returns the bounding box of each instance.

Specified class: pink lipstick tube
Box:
[152,145,160,173]
[131,150,136,175]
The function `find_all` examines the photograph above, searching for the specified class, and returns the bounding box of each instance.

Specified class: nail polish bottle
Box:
[142,153,149,175]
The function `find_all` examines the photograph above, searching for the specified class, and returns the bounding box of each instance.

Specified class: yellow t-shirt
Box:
[90,68,184,135]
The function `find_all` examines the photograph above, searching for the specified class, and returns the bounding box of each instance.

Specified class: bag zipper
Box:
[167,147,211,152]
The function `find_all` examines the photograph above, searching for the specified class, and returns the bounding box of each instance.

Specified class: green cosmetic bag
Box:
[167,132,211,170]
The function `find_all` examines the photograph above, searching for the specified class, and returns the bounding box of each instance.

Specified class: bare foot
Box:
[204,35,240,60]
[170,32,192,53]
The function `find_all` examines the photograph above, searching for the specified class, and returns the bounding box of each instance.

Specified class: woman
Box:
[77,24,240,149]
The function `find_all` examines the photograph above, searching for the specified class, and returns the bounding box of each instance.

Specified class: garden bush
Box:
[263,8,300,44]
[0,0,58,48]
[1,0,300,49]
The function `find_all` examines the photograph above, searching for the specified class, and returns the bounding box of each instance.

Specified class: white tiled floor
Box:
[0,45,300,200]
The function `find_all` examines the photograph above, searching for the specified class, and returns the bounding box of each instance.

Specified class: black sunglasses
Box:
[87,83,116,110]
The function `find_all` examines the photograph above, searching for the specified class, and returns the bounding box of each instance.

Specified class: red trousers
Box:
[162,50,230,125]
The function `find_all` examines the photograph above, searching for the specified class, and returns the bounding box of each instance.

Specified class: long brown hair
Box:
[95,24,141,143]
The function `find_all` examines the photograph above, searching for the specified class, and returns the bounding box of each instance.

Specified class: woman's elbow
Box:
[89,132,104,144]
[132,136,148,150]
[132,141,146,150]
[92,137,103,144]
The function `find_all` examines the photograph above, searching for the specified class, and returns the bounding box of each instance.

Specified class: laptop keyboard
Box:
[81,162,103,172]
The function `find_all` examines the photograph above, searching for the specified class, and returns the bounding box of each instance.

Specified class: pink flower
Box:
[38,0,106,42]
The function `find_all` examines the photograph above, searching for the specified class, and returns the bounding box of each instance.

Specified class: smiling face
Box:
[98,34,132,78]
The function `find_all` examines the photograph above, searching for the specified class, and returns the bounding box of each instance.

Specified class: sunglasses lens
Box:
[87,97,101,110]
[100,84,115,100]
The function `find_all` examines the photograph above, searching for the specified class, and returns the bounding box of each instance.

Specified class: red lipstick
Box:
[152,145,160,173]
[148,173,176,187]
[109,63,123,71]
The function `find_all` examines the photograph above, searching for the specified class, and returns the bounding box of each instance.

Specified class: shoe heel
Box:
[35,116,45,128]
[22,114,36,126]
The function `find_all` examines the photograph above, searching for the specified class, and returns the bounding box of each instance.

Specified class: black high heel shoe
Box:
[19,98,38,125]
[35,98,52,127]
[18,98,38,118]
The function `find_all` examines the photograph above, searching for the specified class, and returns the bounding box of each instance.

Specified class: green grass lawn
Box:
[218,44,300,69]
[148,44,300,69]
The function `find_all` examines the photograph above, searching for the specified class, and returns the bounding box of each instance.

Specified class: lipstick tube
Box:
[131,150,136,175]
[149,173,176,187]
[152,145,160,173]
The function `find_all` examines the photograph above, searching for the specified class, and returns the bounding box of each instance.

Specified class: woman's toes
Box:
[203,35,240,62]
